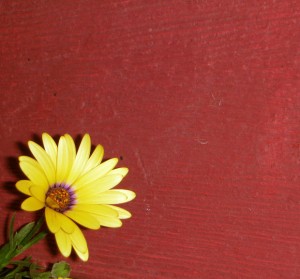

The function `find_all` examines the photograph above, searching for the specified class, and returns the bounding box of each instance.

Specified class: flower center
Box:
[46,184,75,212]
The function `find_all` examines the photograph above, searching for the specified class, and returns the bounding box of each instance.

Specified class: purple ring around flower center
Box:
[46,183,76,213]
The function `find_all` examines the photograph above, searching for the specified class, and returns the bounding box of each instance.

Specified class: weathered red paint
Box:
[0,1,299,278]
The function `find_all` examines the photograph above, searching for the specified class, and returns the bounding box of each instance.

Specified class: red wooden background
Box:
[1,1,300,278]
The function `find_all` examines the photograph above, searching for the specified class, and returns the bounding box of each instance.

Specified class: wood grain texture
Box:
[0,1,300,278]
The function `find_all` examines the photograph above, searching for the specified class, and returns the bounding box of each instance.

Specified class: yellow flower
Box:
[16,133,135,261]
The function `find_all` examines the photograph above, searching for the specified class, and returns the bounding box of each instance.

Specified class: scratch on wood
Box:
[210,92,223,107]
[196,138,208,144]
[134,149,153,186]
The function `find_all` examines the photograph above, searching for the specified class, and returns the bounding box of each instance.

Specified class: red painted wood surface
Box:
[0,1,300,278]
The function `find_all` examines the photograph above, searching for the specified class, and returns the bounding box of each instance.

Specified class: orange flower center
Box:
[46,186,73,212]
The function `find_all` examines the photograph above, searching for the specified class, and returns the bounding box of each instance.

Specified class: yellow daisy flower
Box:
[16,133,135,261]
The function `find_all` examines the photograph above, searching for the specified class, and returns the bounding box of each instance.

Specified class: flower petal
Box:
[73,245,89,262]
[64,134,76,162]
[56,136,73,183]
[29,185,46,202]
[19,157,49,190]
[55,229,72,257]
[95,215,122,228]
[65,210,100,230]
[45,208,76,234]
[106,205,132,219]
[73,158,118,190]
[108,167,129,177]
[42,133,57,168]
[82,144,104,174]
[28,141,56,185]
[75,174,123,197]
[73,204,118,218]
[112,190,136,203]
[67,134,91,185]
[77,190,128,204]
[45,207,61,233]
[16,180,32,195]
[21,197,45,211]
[57,213,76,234]
[69,225,88,254]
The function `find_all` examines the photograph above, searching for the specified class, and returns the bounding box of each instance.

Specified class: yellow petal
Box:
[19,157,49,190]
[75,174,123,197]
[29,185,46,202]
[56,136,73,183]
[64,210,100,230]
[73,245,89,262]
[112,190,136,203]
[42,133,57,168]
[73,158,118,190]
[67,134,91,185]
[28,141,56,185]
[16,180,32,195]
[55,229,72,257]
[21,197,44,211]
[108,167,129,177]
[45,207,61,233]
[73,204,118,218]
[57,213,76,234]
[82,144,104,174]
[70,225,88,253]
[77,190,128,204]
[95,215,122,228]
[106,205,132,219]
[64,134,76,162]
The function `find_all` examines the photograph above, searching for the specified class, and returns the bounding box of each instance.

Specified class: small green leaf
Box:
[9,213,16,249]
[0,242,11,259]
[51,261,70,277]
[15,222,35,246]
[0,243,14,270]
[20,216,44,246]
